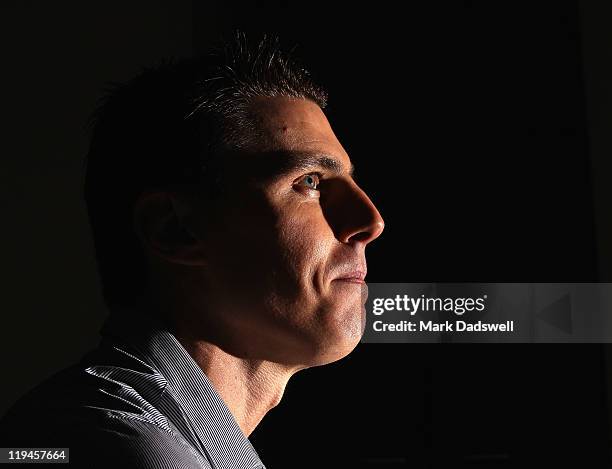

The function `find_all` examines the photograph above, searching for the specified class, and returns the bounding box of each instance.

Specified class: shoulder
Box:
[1,345,211,468]
[2,410,211,469]
[74,414,212,469]
[4,339,171,420]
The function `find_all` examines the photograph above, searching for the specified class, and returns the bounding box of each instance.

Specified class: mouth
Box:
[333,271,367,284]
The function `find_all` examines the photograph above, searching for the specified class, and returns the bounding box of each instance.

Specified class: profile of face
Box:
[139,96,384,368]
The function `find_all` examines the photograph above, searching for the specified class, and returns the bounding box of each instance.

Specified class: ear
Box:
[133,191,207,266]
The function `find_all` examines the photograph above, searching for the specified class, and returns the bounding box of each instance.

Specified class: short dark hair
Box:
[83,32,328,310]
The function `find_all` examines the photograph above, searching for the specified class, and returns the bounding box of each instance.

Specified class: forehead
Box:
[247,96,351,167]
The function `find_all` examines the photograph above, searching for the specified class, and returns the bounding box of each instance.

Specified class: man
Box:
[0,33,384,468]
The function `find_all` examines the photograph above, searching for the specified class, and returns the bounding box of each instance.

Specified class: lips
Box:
[333,270,367,284]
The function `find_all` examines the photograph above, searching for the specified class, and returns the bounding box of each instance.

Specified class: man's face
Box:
[189,96,384,367]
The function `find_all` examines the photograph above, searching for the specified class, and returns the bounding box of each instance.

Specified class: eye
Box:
[295,173,321,191]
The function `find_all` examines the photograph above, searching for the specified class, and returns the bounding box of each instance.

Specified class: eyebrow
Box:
[267,150,356,178]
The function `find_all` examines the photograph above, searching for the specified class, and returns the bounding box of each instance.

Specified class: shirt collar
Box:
[99,307,265,469]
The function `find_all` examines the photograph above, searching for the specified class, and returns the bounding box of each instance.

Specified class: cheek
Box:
[205,188,334,301]
[276,207,335,288]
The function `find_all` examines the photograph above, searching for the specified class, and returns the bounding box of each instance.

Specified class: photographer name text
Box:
[372,320,514,333]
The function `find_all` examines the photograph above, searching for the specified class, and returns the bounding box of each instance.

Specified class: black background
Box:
[2,1,611,467]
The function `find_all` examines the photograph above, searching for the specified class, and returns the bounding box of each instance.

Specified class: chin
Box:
[306,337,361,367]
[305,304,366,366]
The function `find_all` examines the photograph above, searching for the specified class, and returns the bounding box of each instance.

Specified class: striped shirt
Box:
[0,309,267,469]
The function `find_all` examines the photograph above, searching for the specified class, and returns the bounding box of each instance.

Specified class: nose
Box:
[332,180,385,245]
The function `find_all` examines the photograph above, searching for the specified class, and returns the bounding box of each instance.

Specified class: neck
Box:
[135,286,304,436]
[174,337,297,436]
